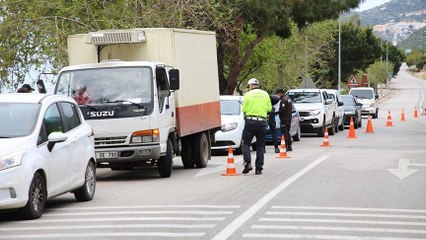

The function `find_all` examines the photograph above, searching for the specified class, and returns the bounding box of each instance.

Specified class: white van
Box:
[349,87,379,118]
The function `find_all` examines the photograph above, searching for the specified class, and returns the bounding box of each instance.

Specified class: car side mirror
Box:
[325,99,333,105]
[338,101,344,107]
[356,102,363,107]
[169,69,180,91]
[47,132,68,152]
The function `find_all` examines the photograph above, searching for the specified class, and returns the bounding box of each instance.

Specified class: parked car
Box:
[212,95,251,154]
[286,89,334,136]
[349,87,379,118]
[266,104,301,143]
[324,89,345,132]
[341,94,362,128]
[0,94,96,219]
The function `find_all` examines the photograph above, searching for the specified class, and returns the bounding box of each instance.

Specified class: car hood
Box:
[293,103,323,111]
[356,98,373,105]
[0,138,31,156]
[343,106,356,111]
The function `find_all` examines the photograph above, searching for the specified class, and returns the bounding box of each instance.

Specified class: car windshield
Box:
[288,92,321,103]
[342,96,355,106]
[220,100,241,115]
[0,103,40,138]
[350,89,373,99]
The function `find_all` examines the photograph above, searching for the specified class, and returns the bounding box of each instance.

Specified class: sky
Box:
[354,0,392,12]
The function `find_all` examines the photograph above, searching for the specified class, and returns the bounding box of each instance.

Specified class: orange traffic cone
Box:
[400,108,406,122]
[365,115,374,133]
[385,110,393,127]
[320,128,331,147]
[347,117,357,139]
[414,107,419,119]
[221,147,241,176]
[276,134,290,158]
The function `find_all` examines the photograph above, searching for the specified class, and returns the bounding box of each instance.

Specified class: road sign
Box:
[348,75,359,86]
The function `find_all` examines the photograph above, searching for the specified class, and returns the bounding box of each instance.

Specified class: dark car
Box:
[341,95,362,128]
[266,105,301,143]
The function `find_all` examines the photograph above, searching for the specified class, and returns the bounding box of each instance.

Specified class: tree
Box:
[406,49,426,71]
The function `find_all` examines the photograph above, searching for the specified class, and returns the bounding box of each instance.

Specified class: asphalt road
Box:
[1,64,426,239]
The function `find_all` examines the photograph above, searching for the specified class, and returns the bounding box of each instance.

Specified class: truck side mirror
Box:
[169,69,180,91]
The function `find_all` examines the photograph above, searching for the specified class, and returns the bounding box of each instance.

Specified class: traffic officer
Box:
[278,90,293,151]
[241,78,272,175]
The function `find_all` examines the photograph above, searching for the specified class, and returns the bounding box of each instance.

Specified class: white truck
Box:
[53,28,221,177]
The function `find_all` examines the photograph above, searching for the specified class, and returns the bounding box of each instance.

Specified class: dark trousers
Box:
[268,114,278,148]
[280,120,292,148]
[242,119,267,170]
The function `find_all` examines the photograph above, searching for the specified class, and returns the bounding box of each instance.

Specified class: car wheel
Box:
[158,138,173,178]
[335,117,339,133]
[317,119,325,137]
[328,117,336,136]
[181,137,194,168]
[193,132,209,168]
[19,172,46,219]
[235,140,243,155]
[74,161,96,201]
[292,125,301,142]
[339,115,345,131]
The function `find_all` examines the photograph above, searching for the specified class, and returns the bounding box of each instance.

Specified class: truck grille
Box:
[95,136,127,146]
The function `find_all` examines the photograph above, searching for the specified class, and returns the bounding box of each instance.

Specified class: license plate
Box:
[95,151,118,159]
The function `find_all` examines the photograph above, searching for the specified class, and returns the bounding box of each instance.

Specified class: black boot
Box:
[275,146,280,153]
[242,163,253,174]
[287,145,293,152]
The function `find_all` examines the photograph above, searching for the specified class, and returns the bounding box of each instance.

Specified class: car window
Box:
[43,103,64,137]
[220,100,241,115]
[60,102,81,131]
[342,97,355,106]
[0,103,39,138]
[350,89,373,99]
[288,92,321,103]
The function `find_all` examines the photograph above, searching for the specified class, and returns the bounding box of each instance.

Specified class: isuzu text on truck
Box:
[53,28,221,177]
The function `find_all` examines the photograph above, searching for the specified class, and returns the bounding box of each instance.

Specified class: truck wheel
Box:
[193,132,209,168]
[158,138,173,178]
[74,161,96,201]
[181,137,194,168]
[19,172,46,219]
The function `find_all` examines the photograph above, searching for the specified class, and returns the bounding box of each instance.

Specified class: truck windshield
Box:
[56,66,153,119]
[350,89,373,99]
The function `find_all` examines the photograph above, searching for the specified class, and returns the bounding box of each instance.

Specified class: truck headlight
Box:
[309,110,321,116]
[131,129,160,143]
[222,122,238,132]
[0,150,25,171]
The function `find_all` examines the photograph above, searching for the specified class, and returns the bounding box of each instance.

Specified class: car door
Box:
[58,102,88,187]
[322,91,333,125]
[41,103,72,196]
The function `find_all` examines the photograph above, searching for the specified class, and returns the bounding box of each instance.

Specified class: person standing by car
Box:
[241,78,272,175]
[269,89,283,153]
[17,84,34,93]
[278,90,294,151]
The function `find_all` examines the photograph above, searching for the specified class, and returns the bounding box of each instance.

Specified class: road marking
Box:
[212,155,329,240]
[242,233,423,239]
[16,217,225,223]
[44,210,233,217]
[49,205,240,211]
[251,225,426,234]
[387,158,422,179]
[195,159,243,177]
[0,224,215,232]
[271,206,426,213]
[259,218,426,226]
[265,211,426,219]
[0,232,205,239]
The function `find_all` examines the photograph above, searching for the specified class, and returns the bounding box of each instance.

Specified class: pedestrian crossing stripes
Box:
[242,205,426,239]
[0,205,239,239]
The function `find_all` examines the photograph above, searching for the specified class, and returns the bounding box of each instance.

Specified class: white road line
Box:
[265,211,426,219]
[212,156,329,240]
[259,218,426,226]
[242,233,424,239]
[44,210,233,217]
[251,225,426,234]
[16,217,225,224]
[0,224,216,232]
[49,205,240,211]
[271,206,426,213]
[0,232,204,239]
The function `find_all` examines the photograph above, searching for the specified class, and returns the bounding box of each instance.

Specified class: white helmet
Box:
[247,78,260,85]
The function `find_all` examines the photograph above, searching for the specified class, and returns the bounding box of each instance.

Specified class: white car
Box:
[324,89,345,132]
[349,87,379,118]
[0,94,96,219]
[212,95,251,154]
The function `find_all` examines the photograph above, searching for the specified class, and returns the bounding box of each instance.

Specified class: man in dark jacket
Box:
[278,90,293,151]
[269,91,282,153]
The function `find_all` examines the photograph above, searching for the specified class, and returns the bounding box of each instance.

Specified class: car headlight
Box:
[222,122,238,132]
[0,150,25,171]
[345,110,356,115]
[309,110,321,116]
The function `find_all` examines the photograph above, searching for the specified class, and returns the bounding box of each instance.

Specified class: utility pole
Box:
[338,19,341,93]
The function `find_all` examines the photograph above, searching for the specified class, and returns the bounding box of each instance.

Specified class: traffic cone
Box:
[385,110,393,127]
[320,128,331,147]
[365,115,374,133]
[221,147,241,176]
[347,117,357,139]
[414,107,419,119]
[276,134,290,158]
[400,108,406,122]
